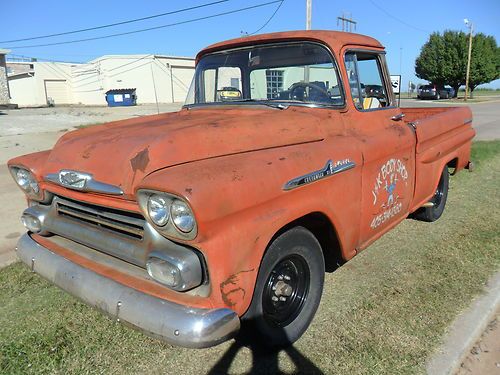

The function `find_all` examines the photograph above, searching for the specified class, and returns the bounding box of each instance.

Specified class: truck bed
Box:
[402,106,475,212]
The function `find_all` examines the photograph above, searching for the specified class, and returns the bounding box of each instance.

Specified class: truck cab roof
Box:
[197,30,384,61]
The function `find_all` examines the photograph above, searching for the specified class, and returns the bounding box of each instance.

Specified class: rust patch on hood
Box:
[220,269,254,308]
[82,144,96,159]
[130,147,150,173]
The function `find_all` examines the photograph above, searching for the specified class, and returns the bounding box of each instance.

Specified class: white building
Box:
[7,54,195,107]
[0,49,11,106]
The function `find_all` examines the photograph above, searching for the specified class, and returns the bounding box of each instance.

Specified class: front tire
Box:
[241,226,325,348]
[412,167,449,222]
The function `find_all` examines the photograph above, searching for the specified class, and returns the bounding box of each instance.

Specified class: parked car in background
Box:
[443,87,456,98]
[417,84,455,100]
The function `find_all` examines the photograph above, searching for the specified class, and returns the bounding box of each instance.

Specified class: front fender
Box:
[137,139,362,315]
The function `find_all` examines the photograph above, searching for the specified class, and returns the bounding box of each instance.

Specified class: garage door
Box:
[44,80,70,104]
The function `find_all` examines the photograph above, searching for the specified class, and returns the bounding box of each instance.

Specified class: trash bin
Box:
[105,89,137,107]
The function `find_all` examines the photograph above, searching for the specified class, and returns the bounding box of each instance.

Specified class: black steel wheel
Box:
[411,166,449,222]
[262,255,310,327]
[241,226,324,348]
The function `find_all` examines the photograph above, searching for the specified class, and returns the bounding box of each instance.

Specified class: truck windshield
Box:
[184,42,344,107]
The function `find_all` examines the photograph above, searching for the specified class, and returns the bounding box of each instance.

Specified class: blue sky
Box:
[3,0,499,88]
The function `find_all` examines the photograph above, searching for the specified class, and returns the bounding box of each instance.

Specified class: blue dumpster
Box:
[105,88,137,107]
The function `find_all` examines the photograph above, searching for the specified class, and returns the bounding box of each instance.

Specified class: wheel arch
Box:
[266,212,345,273]
[447,157,459,175]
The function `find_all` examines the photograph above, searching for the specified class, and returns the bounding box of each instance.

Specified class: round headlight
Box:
[171,199,195,233]
[147,194,170,226]
[15,168,39,194]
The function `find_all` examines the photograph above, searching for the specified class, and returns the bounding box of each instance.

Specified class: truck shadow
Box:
[208,322,324,375]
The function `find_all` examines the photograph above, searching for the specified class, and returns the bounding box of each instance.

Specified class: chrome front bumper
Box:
[16,234,240,348]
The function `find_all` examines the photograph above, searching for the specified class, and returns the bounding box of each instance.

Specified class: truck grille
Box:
[55,196,145,240]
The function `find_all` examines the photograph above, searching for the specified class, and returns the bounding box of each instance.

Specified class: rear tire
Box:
[241,226,325,348]
[436,92,441,100]
[412,167,449,222]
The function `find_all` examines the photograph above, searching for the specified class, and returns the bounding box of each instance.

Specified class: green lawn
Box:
[1,141,499,375]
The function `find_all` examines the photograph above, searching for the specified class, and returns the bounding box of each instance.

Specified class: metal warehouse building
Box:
[7,54,195,107]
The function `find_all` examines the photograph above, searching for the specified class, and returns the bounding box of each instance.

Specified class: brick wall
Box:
[0,55,10,105]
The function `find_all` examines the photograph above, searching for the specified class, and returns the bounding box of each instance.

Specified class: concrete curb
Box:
[427,271,500,375]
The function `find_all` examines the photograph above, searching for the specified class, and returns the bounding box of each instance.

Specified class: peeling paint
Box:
[130,147,150,173]
[82,144,96,159]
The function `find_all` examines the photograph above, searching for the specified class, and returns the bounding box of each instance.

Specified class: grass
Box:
[1,141,499,374]
[459,89,500,97]
[73,122,104,129]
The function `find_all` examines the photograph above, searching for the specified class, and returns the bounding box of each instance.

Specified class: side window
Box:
[345,52,390,110]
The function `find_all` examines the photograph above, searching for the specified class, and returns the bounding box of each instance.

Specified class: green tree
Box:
[415,31,499,98]
[467,33,500,97]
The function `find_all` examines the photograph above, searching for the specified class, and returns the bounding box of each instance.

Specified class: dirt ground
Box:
[456,310,500,375]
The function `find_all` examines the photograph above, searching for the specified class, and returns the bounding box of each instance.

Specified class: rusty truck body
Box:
[9,31,475,348]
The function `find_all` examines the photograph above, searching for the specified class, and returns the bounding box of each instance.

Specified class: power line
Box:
[7,53,84,64]
[368,0,429,33]
[6,1,282,50]
[248,0,285,35]
[0,0,230,44]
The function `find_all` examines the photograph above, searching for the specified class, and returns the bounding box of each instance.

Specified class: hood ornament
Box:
[59,170,90,189]
[45,170,123,195]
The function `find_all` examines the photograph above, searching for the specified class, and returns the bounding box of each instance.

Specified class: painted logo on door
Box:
[371,159,409,229]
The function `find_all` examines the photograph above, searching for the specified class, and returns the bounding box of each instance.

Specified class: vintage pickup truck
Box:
[9,31,475,348]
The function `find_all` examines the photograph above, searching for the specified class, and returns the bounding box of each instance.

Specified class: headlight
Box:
[171,199,195,233]
[138,190,197,240]
[10,167,40,197]
[147,194,170,226]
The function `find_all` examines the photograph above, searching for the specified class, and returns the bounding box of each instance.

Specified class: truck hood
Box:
[43,106,324,196]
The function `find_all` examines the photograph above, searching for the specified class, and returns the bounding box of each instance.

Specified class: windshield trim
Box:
[184,100,341,110]
[184,40,346,110]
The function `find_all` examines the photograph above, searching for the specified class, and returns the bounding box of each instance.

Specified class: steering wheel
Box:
[289,82,330,101]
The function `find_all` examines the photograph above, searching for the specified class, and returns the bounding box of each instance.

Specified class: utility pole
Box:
[306,0,312,30]
[464,19,473,102]
[304,0,312,86]
[337,13,357,32]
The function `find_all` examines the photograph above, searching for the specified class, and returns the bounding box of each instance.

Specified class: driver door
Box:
[344,50,416,249]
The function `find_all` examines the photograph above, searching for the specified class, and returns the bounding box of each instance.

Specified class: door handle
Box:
[391,113,405,121]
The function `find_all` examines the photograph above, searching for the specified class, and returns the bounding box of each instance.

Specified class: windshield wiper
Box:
[227,99,289,110]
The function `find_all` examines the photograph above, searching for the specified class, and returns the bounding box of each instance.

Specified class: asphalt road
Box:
[0,99,498,267]
[400,97,500,141]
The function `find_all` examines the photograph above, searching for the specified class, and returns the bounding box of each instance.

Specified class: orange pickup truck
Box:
[9,31,475,348]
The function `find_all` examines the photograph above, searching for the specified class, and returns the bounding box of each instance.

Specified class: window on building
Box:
[266,70,284,99]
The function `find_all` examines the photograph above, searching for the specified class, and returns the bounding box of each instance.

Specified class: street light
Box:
[464,18,473,102]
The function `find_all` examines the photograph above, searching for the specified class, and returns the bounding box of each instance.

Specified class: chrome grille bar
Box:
[55,197,145,240]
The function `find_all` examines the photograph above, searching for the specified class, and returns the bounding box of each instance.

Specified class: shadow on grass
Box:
[208,323,324,375]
